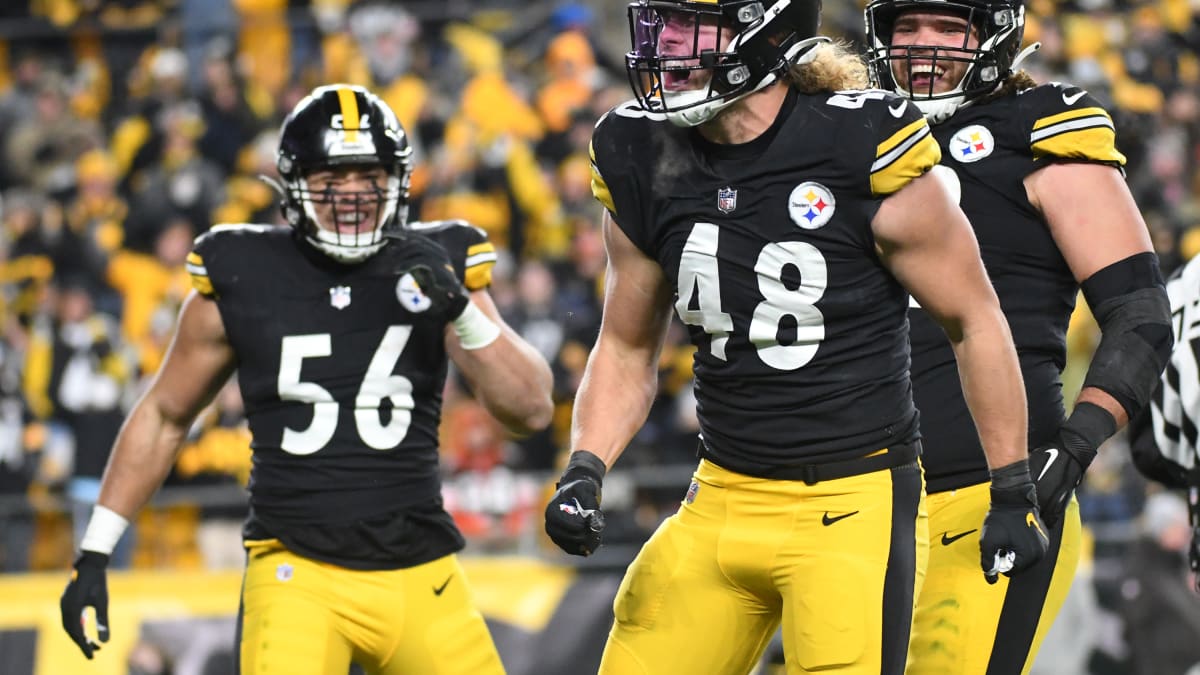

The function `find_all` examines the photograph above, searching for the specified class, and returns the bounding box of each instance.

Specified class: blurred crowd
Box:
[0,0,1198,671]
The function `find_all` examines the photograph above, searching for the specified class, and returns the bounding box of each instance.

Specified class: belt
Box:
[703,441,920,485]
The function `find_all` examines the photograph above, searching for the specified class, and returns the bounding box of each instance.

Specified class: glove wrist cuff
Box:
[76,550,110,568]
[1062,401,1118,458]
[989,458,1032,490]
[560,450,606,487]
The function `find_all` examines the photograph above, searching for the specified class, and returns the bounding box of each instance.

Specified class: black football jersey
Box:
[907,83,1126,493]
[186,220,497,568]
[590,88,942,475]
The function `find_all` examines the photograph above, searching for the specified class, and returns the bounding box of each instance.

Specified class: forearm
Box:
[570,337,661,469]
[96,400,191,519]
[951,318,1028,470]
[455,326,554,435]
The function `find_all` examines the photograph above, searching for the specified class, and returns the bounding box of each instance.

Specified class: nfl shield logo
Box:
[329,285,351,310]
[717,186,737,214]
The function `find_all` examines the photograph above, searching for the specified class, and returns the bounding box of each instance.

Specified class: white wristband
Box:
[453,301,501,350]
[80,505,130,555]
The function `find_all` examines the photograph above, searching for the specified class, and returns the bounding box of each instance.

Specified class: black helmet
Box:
[864,0,1026,123]
[276,84,413,262]
[624,0,826,127]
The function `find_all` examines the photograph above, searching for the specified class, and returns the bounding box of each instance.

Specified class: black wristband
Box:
[1062,401,1118,452]
[76,551,110,568]
[989,458,1033,490]
[560,450,606,487]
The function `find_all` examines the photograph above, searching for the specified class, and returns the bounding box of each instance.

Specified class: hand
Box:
[980,460,1050,584]
[544,451,607,556]
[1028,402,1116,528]
[60,551,110,659]
[388,231,470,318]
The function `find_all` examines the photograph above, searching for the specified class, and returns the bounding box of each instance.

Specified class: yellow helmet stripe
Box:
[336,87,360,143]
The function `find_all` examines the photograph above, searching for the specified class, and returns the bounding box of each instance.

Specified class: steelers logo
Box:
[396,273,432,313]
[788,182,836,230]
[949,124,995,163]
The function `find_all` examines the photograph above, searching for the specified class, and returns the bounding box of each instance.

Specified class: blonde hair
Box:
[786,40,870,94]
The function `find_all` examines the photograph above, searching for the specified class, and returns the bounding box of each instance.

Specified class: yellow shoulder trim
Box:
[589,141,616,214]
[871,121,941,196]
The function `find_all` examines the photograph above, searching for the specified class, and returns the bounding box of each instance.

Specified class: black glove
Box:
[980,459,1050,584]
[388,230,470,319]
[60,551,110,659]
[1028,402,1117,528]
[544,450,607,556]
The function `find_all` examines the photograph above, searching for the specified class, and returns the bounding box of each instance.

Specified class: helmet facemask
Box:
[290,169,406,264]
[625,0,826,127]
[865,0,1025,123]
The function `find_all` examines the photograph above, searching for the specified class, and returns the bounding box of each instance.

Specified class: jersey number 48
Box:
[676,222,827,371]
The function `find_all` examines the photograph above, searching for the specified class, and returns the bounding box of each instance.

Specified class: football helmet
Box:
[276,84,413,263]
[865,0,1028,123]
[624,0,827,127]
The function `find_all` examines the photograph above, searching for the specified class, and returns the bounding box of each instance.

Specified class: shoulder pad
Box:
[189,223,283,298]
[405,220,497,291]
[1020,83,1125,166]
[822,90,941,196]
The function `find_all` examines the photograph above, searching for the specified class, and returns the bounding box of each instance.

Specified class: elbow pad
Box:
[1081,252,1173,419]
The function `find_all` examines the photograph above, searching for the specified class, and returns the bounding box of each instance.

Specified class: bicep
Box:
[873,170,997,335]
[598,210,674,353]
[1026,162,1153,282]
[145,291,236,425]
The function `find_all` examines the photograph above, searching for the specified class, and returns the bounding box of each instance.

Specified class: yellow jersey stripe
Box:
[871,128,941,196]
[875,118,928,166]
[337,87,359,143]
[589,141,616,214]
[1031,127,1126,165]
[466,242,495,257]
[464,261,495,290]
[190,272,215,297]
[1031,106,1110,131]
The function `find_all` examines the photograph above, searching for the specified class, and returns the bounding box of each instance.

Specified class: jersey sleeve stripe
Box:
[870,125,940,196]
[1030,126,1125,165]
[466,242,495,257]
[589,141,617,215]
[873,118,929,168]
[1031,106,1111,131]
[1030,115,1113,143]
[464,261,495,291]
[465,251,498,268]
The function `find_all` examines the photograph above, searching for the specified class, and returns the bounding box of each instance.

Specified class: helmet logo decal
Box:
[330,285,352,310]
[329,88,376,157]
[788,182,836,230]
[717,186,738,214]
[949,124,994,163]
[397,273,432,313]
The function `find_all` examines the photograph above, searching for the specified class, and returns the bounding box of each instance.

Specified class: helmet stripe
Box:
[337,87,360,143]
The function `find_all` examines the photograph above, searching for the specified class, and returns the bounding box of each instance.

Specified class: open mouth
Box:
[906,63,948,94]
[333,211,374,234]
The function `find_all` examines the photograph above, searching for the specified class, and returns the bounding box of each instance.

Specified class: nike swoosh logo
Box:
[1037,448,1059,481]
[822,510,859,526]
[1062,90,1086,105]
[940,529,977,546]
[433,575,453,596]
[1026,512,1047,539]
[889,100,907,118]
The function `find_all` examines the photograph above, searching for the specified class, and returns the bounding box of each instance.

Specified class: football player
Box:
[864,0,1174,672]
[1128,253,1200,592]
[542,1,1049,672]
[59,85,553,674]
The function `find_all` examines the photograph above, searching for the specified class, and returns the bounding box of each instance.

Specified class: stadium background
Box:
[0,0,1197,673]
